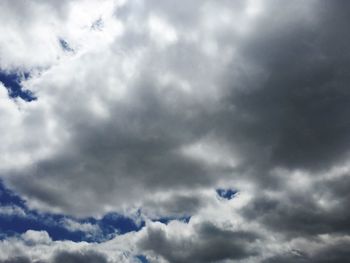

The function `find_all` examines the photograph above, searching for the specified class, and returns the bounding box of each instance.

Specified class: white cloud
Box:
[0,205,26,217]
[22,230,52,245]
[61,218,103,239]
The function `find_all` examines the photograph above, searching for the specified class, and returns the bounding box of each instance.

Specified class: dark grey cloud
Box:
[231,0,350,237]
[0,257,31,263]
[142,194,204,218]
[0,250,107,263]
[242,173,350,238]
[263,239,350,263]
[52,250,107,263]
[138,222,260,263]
[212,0,350,172]
[192,1,350,261]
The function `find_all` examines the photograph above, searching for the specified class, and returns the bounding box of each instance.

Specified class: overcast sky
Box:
[1,0,350,262]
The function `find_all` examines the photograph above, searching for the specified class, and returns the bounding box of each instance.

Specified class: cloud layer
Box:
[1,0,350,262]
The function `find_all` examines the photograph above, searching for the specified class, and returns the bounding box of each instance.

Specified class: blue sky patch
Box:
[59,38,74,53]
[216,188,237,200]
[135,255,149,263]
[98,212,145,235]
[0,70,36,101]
[0,181,26,208]
[0,180,144,242]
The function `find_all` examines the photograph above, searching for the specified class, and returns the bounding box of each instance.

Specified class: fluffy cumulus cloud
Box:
[1,0,350,262]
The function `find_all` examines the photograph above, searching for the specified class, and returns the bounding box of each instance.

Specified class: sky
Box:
[1,0,350,262]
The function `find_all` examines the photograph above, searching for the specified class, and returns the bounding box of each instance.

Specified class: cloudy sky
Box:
[1,0,350,262]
